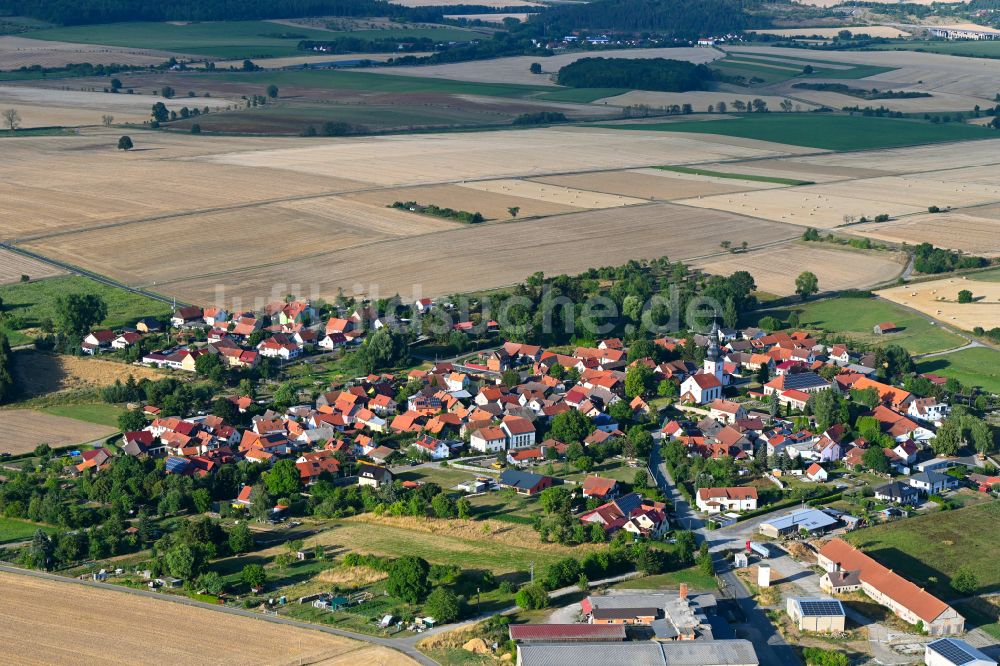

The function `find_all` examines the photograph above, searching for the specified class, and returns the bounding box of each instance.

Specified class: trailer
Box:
[749,541,771,559]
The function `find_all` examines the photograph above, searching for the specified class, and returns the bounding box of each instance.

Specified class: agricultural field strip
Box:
[0,410,117,455]
[146,205,805,303]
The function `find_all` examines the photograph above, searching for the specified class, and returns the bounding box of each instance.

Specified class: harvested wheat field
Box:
[13,351,165,398]
[0,130,370,239]
[458,178,646,208]
[679,172,1000,229]
[879,276,1000,330]
[693,245,906,295]
[346,183,582,220]
[374,47,721,86]
[798,138,1000,174]
[849,212,1000,257]
[0,410,116,454]
[154,204,801,304]
[533,168,786,200]
[696,158,895,183]
[0,35,186,70]
[201,126,809,187]
[0,249,64,284]
[780,88,986,113]
[26,196,458,288]
[0,571,415,666]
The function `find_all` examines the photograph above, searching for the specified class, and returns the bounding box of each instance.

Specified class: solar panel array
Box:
[929,639,976,665]
[798,600,844,617]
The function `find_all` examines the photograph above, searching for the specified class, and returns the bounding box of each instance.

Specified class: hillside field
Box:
[599,114,993,151]
[917,348,1000,393]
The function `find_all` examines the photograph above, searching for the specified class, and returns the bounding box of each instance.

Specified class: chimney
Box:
[679,583,688,600]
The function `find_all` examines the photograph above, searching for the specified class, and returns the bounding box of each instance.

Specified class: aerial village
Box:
[17,288,993,666]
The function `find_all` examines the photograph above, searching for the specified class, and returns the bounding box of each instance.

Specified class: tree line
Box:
[527,0,769,38]
[0,332,15,404]
[557,57,715,92]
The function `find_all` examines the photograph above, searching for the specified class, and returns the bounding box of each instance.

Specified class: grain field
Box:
[849,212,1000,257]
[0,410,116,454]
[0,571,416,666]
[0,249,64,284]
[878,276,1000,330]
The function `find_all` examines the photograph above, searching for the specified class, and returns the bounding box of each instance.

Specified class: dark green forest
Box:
[557,57,715,91]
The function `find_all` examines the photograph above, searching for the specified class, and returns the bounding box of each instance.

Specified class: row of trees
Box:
[0,333,14,404]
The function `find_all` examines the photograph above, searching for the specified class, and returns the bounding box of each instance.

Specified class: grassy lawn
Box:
[917,347,1000,393]
[395,464,485,489]
[844,501,1000,598]
[554,458,641,485]
[613,566,718,592]
[596,113,992,151]
[0,275,171,340]
[762,295,966,354]
[24,21,479,59]
[0,517,54,544]
[41,403,124,428]
[656,165,813,186]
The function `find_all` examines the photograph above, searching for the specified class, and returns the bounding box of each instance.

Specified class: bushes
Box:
[391,201,484,224]
[513,111,567,126]
[515,583,549,610]
[343,552,393,571]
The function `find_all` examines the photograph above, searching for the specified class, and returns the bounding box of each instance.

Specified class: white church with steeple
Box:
[680,316,726,404]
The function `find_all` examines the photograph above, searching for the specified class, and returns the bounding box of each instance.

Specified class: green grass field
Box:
[0,276,171,343]
[845,501,1000,598]
[917,347,1000,393]
[871,39,1000,59]
[598,113,992,151]
[24,21,479,59]
[769,295,965,354]
[613,565,718,591]
[0,517,54,544]
[41,403,124,428]
[656,165,813,186]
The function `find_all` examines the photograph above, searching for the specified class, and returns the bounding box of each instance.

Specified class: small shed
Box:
[734,552,749,568]
[786,598,845,633]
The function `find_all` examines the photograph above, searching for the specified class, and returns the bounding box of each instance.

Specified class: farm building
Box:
[758,508,838,538]
[924,638,996,666]
[785,598,846,633]
[817,538,964,635]
[509,624,626,643]
[516,639,759,666]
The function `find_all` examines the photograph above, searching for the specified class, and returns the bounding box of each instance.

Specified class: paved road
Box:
[648,445,799,666]
[0,564,438,666]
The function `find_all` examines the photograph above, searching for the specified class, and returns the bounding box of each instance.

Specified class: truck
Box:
[748,541,771,559]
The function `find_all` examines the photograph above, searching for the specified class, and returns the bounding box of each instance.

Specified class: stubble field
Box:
[0,571,415,666]
[878,275,1000,330]
[13,352,165,398]
[0,249,64,284]
[0,35,184,70]
[532,168,787,200]
[693,244,906,294]
[345,183,583,219]
[849,212,1000,257]
[0,410,117,454]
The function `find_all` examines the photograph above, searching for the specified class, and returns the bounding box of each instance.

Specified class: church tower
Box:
[703,315,723,382]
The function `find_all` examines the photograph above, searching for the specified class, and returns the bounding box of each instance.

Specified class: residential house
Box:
[695,487,758,513]
[81,330,116,355]
[709,399,747,424]
[582,476,620,500]
[908,398,950,424]
[135,317,163,333]
[908,471,959,496]
[357,463,393,488]
[873,481,920,505]
[805,463,828,482]
[411,434,451,460]
[579,493,668,538]
[171,306,203,328]
[470,426,508,454]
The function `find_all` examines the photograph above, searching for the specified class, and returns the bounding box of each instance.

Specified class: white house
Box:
[470,426,507,453]
[695,487,758,513]
[908,471,959,495]
[414,298,434,314]
[708,399,746,424]
[318,333,346,351]
[81,330,116,354]
[908,398,950,424]
[806,463,828,482]
[445,372,469,393]
[411,434,450,460]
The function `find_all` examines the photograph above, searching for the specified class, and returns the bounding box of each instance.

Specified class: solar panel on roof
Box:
[798,600,844,617]
[930,639,976,665]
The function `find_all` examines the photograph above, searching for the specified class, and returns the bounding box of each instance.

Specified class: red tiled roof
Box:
[509,624,625,641]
